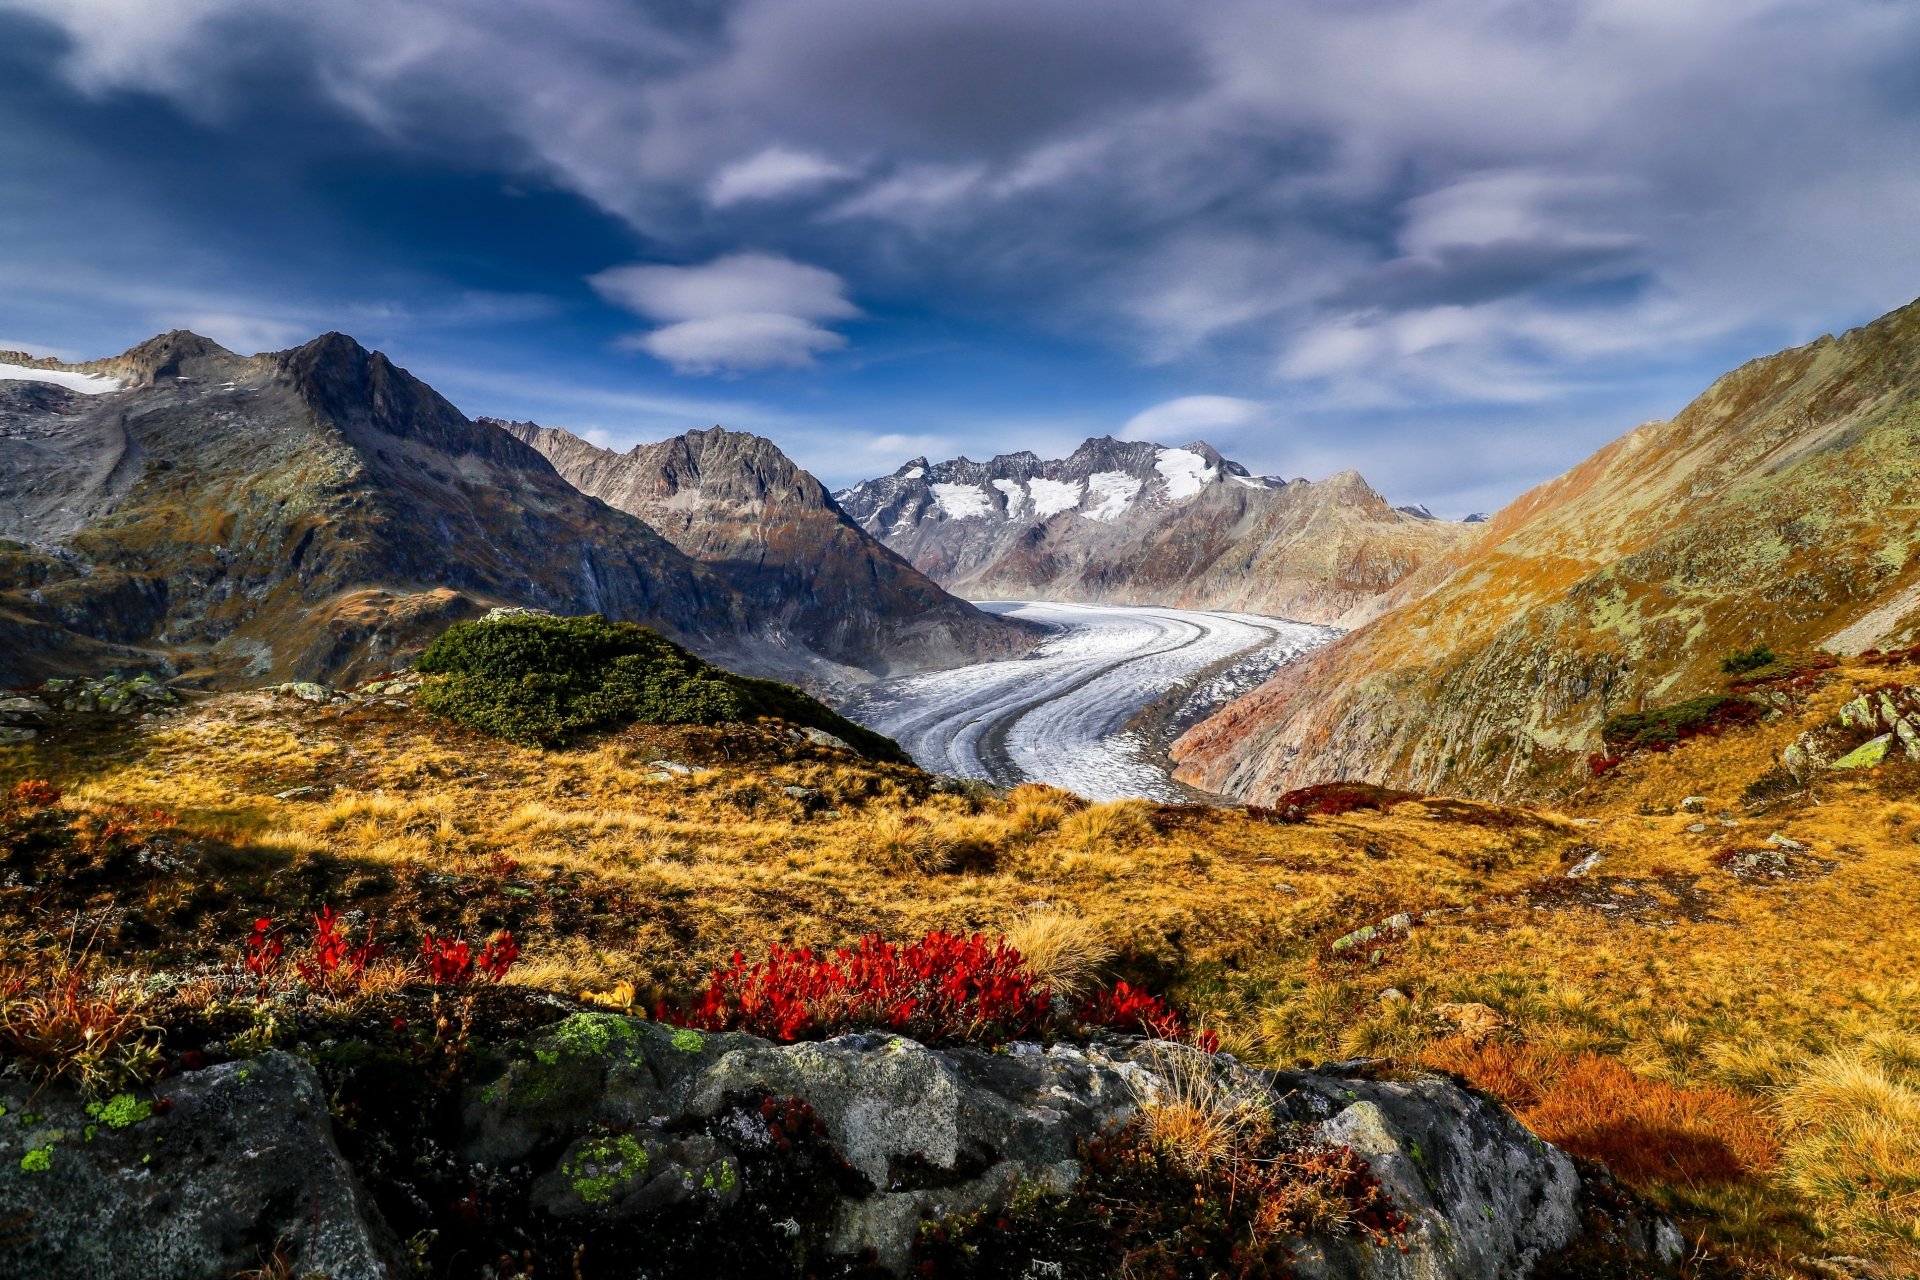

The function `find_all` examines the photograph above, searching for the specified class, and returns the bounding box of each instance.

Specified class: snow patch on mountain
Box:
[1155,448,1216,501]
[1029,477,1083,518]
[1083,471,1142,522]
[991,478,1026,516]
[0,363,123,395]
[931,482,993,519]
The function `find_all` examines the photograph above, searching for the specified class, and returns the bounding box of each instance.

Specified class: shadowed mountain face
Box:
[492,420,1037,676]
[0,332,1014,688]
[836,437,1469,627]
[1173,294,1920,803]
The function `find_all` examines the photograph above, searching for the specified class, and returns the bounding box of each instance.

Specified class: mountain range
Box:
[0,332,1028,689]
[493,420,1034,676]
[1173,295,1920,801]
[836,437,1469,627]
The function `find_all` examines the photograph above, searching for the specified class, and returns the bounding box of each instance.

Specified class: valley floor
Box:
[843,600,1334,800]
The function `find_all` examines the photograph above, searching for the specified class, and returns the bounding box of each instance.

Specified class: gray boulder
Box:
[0,1051,401,1279]
[461,1013,1679,1277]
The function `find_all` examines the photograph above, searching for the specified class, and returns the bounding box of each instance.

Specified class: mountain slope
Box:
[493,421,1035,675]
[836,437,1468,626]
[1172,296,1920,801]
[0,331,1005,689]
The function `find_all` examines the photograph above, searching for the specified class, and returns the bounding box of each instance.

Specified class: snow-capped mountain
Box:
[836,437,1470,627]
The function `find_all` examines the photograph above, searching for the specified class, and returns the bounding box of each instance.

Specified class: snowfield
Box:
[1154,447,1216,500]
[0,363,123,394]
[843,601,1336,801]
[930,482,993,519]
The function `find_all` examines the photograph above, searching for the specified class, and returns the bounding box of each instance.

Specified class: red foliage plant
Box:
[243,908,516,991]
[1249,782,1421,824]
[6,780,61,809]
[420,930,520,986]
[665,931,1215,1052]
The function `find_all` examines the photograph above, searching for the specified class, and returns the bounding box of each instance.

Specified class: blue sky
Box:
[5,1,1920,515]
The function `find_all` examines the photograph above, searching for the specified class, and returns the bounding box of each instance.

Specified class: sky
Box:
[4,1,1920,516]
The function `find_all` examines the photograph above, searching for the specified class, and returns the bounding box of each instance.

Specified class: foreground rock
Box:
[458,1014,1682,1277]
[0,1021,1684,1278]
[0,1051,400,1279]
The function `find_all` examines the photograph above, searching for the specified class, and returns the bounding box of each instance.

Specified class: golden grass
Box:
[1003,908,1113,1000]
[5,662,1920,1270]
[1129,1041,1271,1174]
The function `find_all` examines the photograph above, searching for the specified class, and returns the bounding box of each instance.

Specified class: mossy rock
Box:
[414,613,905,760]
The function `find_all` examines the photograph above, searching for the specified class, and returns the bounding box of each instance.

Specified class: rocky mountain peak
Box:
[836,438,1467,626]
[89,330,239,386]
[277,334,522,463]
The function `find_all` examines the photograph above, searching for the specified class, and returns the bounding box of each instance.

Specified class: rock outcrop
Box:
[452,1015,1678,1278]
[1174,294,1920,802]
[0,1052,401,1279]
[495,421,1037,678]
[0,1017,1684,1280]
[836,438,1469,627]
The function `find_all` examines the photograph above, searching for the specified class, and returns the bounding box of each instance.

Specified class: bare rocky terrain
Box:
[496,420,1036,680]
[0,333,1028,691]
[837,437,1469,627]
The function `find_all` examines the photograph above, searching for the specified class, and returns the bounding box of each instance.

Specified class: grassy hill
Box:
[1175,296,1920,803]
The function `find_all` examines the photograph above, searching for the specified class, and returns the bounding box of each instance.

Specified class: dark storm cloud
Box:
[6,0,1920,515]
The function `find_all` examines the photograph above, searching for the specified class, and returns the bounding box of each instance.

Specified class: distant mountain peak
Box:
[836,436,1467,626]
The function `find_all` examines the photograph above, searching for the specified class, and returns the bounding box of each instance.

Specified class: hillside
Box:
[1174,296,1920,801]
[495,420,1035,676]
[837,438,1470,627]
[2,637,1915,1275]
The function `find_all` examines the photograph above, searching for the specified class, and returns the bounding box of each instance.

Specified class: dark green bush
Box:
[1720,644,1776,675]
[414,614,906,760]
[1601,693,1762,751]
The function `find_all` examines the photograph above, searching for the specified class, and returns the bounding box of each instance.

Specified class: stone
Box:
[1830,733,1893,769]
[1767,832,1808,850]
[282,681,333,703]
[0,727,38,743]
[0,1052,400,1279]
[459,1018,1678,1278]
[1378,987,1409,1004]
[1566,849,1605,878]
[273,785,320,800]
[801,727,853,752]
[1678,796,1709,812]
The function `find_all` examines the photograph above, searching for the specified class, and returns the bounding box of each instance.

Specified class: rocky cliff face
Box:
[494,421,1036,677]
[837,438,1468,626]
[1173,295,1920,802]
[0,332,1011,690]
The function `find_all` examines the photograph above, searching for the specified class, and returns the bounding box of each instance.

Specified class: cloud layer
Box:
[6,0,1920,510]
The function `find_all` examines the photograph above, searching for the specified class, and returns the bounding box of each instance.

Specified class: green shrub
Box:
[1602,693,1762,751]
[1720,644,1777,675]
[414,614,906,760]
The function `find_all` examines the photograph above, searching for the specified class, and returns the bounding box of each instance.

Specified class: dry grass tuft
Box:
[1003,909,1113,1000]
[1131,1041,1271,1174]
[1058,798,1151,853]
[1777,1049,1920,1246]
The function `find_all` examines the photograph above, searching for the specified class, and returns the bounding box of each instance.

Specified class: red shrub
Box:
[665,931,1212,1050]
[420,929,519,985]
[1251,782,1421,824]
[242,909,515,991]
[1587,752,1623,777]
[5,780,61,809]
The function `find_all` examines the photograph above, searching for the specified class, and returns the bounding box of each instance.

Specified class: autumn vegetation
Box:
[2,647,1918,1275]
